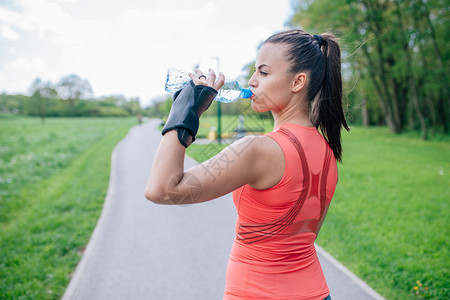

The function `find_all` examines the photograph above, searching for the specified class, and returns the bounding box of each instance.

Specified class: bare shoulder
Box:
[233,135,285,190]
[178,134,285,203]
[227,134,281,158]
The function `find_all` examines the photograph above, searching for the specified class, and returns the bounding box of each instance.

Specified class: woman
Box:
[146,29,349,300]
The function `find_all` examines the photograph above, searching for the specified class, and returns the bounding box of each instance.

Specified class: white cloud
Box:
[51,18,107,45]
[14,0,73,34]
[5,57,47,72]
[5,0,104,45]
[1,24,20,40]
[1,58,48,94]
[53,0,79,3]
[0,6,19,23]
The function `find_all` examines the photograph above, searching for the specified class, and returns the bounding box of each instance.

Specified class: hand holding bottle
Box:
[161,75,219,147]
[166,68,253,103]
[188,68,225,92]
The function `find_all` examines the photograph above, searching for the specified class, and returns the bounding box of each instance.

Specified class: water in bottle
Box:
[165,68,252,103]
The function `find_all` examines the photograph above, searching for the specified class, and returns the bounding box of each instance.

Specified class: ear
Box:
[292,73,307,93]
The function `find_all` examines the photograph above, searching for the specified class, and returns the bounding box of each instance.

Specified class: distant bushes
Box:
[0,74,143,118]
[0,93,140,118]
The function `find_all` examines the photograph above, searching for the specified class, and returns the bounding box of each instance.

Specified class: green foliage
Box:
[0,116,135,299]
[0,93,142,118]
[144,96,173,118]
[186,126,450,299]
[290,0,449,137]
[0,73,144,118]
[56,74,93,101]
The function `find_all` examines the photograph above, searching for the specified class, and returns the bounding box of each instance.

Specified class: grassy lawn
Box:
[0,115,135,299]
[197,114,274,138]
[187,126,449,300]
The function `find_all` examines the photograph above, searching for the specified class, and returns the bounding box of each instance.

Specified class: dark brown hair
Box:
[265,29,350,162]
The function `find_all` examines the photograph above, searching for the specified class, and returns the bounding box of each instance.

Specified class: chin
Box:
[251,101,271,113]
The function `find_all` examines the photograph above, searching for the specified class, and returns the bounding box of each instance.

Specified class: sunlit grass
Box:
[318,127,449,300]
[197,114,274,138]
[0,115,135,299]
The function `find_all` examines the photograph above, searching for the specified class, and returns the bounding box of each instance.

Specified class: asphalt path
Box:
[63,119,384,300]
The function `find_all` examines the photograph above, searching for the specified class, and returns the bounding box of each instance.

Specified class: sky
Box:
[0,0,293,106]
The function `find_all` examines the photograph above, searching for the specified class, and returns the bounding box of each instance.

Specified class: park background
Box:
[0,0,448,299]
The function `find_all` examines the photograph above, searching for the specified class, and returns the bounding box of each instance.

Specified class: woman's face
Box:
[248,43,295,113]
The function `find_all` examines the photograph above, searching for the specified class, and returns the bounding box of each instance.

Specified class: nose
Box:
[248,72,257,88]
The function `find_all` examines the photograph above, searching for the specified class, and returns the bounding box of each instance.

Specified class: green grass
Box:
[186,143,229,163]
[196,114,274,138]
[186,126,450,300]
[0,115,135,299]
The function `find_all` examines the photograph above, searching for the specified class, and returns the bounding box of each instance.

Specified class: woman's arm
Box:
[145,132,272,205]
[145,69,284,205]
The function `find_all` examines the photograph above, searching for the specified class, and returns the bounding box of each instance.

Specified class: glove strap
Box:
[176,128,194,148]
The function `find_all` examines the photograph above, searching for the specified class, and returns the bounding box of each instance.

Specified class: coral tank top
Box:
[223,123,338,300]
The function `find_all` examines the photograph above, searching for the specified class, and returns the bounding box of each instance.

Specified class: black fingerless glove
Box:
[162,80,217,147]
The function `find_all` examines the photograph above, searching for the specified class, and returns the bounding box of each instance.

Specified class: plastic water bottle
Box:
[165,68,253,103]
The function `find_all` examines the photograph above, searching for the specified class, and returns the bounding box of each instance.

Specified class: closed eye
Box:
[256,64,270,76]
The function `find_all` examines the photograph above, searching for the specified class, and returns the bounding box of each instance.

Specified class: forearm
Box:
[145,130,185,204]
[145,69,224,204]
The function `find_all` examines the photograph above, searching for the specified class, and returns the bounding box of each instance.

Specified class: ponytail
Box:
[265,30,349,162]
[311,33,350,162]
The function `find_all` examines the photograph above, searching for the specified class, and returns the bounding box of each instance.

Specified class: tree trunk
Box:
[389,77,402,132]
[68,98,76,116]
[362,95,369,127]
[420,0,444,70]
[361,44,394,129]
[393,0,427,138]
[418,0,449,133]
[410,76,428,139]
[437,94,450,133]
[407,98,414,130]
[362,0,402,133]
[39,96,46,125]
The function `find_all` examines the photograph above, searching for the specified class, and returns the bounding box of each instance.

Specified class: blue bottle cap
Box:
[240,88,253,99]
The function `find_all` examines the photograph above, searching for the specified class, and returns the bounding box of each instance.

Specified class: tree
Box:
[290,0,449,137]
[120,96,142,115]
[28,78,57,124]
[56,74,93,116]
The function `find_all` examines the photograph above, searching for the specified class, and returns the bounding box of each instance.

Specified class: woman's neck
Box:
[272,97,313,129]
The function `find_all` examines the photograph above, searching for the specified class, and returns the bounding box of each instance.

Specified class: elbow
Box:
[144,186,171,205]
